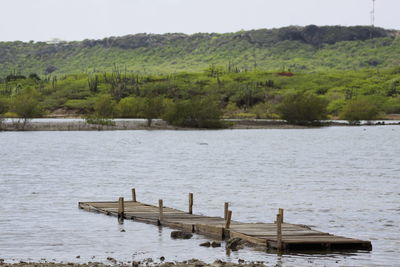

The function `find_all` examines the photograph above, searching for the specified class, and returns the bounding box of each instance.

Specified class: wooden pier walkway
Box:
[78,189,372,252]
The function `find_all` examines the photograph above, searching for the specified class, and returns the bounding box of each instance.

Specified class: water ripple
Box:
[0,127,399,266]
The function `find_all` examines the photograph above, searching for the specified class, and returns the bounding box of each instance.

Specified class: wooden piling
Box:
[276,213,282,252]
[278,208,284,224]
[224,202,229,220]
[131,188,136,202]
[118,197,124,220]
[158,199,163,223]
[188,193,193,214]
[225,210,232,229]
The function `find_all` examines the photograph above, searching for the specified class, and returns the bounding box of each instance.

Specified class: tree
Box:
[142,96,165,127]
[340,98,380,124]
[117,97,143,118]
[12,88,43,129]
[205,64,224,78]
[277,92,328,125]
[0,98,9,130]
[94,94,116,118]
[28,73,41,81]
[88,75,99,93]
[164,97,223,128]
[0,98,8,115]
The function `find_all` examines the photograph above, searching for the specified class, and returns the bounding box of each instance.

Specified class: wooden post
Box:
[224,202,229,220]
[158,199,163,223]
[118,197,124,221]
[276,213,283,252]
[278,208,284,224]
[131,188,136,202]
[225,210,232,229]
[188,193,193,214]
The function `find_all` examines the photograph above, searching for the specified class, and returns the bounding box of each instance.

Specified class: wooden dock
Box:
[78,189,372,252]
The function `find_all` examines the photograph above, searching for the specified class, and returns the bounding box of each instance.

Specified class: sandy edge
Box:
[1,119,399,131]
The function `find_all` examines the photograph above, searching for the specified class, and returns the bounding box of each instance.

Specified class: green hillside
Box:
[1,25,400,77]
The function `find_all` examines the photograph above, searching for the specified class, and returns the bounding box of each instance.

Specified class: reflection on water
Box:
[0,127,399,266]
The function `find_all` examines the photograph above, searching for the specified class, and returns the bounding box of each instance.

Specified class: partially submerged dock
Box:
[78,189,372,252]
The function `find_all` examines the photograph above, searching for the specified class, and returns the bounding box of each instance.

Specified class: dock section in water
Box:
[78,189,372,252]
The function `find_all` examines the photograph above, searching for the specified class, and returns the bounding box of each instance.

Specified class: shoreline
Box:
[0,118,399,131]
[0,260,269,267]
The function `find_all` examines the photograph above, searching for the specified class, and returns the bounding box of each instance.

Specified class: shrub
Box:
[164,97,224,128]
[63,99,95,112]
[249,102,279,119]
[117,97,144,118]
[142,96,166,127]
[85,116,116,126]
[94,94,116,118]
[327,99,346,117]
[234,113,257,119]
[0,97,8,115]
[12,88,43,129]
[0,97,8,129]
[340,98,380,124]
[383,97,400,114]
[277,92,328,125]
[3,112,17,118]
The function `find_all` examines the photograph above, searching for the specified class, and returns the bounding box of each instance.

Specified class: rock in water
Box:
[170,231,193,239]
[226,237,242,250]
[199,241,211,247]
[106,257,117,264]
[211,241,221,247]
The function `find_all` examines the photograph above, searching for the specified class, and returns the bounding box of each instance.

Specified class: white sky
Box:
[1,0,399,42]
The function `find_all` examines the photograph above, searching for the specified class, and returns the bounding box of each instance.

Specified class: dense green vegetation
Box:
[1,25,400,77]
[0,65,399,127]
[1,25,399,128]
[277,92,328,125]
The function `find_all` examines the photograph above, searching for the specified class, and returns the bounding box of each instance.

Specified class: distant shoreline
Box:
[1,118,399,131]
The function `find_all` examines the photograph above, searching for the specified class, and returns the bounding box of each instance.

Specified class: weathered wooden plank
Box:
[166,220,225,225]
[282,239,371,244]
[234,228,325,232]
[195,224,224,239]
[81,202,144,207]
[124,211,185,215]
[246,231,331,237]
[160,221,194,233]
[230,222,307,228]
[231,225,307,230]
[125,215,159,225]
[229,231,266,246]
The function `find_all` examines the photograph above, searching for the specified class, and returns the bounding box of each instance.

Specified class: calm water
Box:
[0,127,399,267]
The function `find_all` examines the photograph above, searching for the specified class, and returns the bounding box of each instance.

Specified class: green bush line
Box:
[0,67,399,127]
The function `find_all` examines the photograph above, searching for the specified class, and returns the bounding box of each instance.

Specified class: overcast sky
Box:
[1,0,399,42]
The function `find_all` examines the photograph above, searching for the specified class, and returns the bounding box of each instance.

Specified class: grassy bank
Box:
[1,67,400,128]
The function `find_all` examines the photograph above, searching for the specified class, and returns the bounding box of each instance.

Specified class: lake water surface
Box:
[0,127,399,267]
